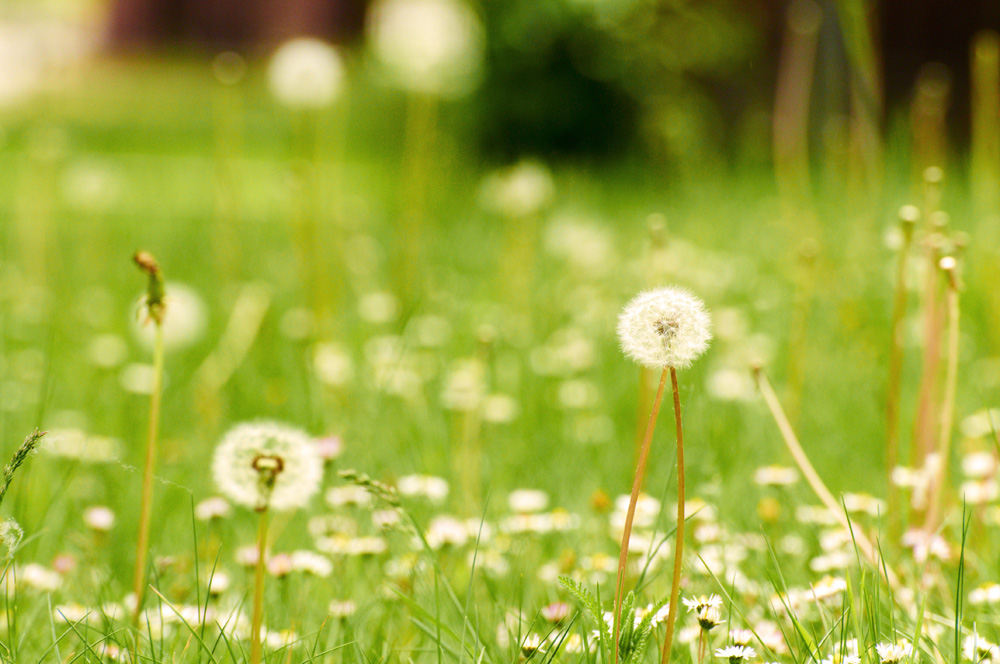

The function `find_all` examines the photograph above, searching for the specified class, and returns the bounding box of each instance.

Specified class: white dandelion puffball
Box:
[212,421,322,512]
[267,38,345,109]
[617,287,712,369]
[368,0,484,97]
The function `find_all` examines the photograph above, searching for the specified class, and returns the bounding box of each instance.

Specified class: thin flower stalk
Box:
[886,205,918,533]
[614,366,668,664]
[132,251,166,628]
[659,366,685,664]
[925,257,961,531]
[752,365,899,589]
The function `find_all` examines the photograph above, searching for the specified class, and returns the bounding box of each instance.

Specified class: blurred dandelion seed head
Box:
[212,421,322,512]
[267,38,345,109]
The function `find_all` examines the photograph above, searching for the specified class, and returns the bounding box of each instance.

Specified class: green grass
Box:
[0,54,996,662]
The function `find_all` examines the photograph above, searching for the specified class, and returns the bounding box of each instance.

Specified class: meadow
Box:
[0,35,997,664]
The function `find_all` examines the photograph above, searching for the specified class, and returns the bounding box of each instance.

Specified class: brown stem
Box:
[924,265,960,531]
[614,367,669,664]
[660,367,685,664]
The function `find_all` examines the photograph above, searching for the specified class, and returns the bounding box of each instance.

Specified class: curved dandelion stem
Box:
[614,367,669,664]
[660,366,685,664]
[753,366,900,589]
[250,507,270,664]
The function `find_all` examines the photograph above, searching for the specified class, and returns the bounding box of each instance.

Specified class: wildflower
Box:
[425,516,469,549]
[483,394,519,423]
[716,645,757,662]
[195,496,232,521]
[44,428,122,463]
[540,602,569,624]
[20,563,61,592]
[397,475,449,503]
[697,606,724,630]
[266,553,293,578]
[478,160,554,219]
[731,629,754,647]
[83,505,115,532]
[970,583,1000,605]
[267,38,345,109]
[290,551,332,577]
[207,571,230,596]
[508,489,549,513]
[617,287,712,369]
[875,641,912,663]
[212,422,322,512]
[964,631,998,662]
[809,576,848,601]
[754,466,799,487]
[329,600,356,618]
[313,343,354,387]
[326,485,374,508]
[314,436,344,461]
[520,633,547,657]
[683,594,724,613]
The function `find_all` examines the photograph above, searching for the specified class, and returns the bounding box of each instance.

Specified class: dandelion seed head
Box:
[212,421,322,512]
[618,287,712,369]
[267,38,345,109]
[368,0,484,96]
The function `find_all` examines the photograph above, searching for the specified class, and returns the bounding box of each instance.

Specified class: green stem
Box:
[660,367,685,664]
[251,507,270,664]
[132,320,164,628]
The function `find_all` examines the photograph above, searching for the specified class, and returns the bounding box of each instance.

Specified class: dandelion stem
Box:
[752,366,900,589]
[614,367,668,664]
[886,208,916,535]
[251,507,270,664]
[132,251,166,629]
[925,261,960,531]
[660,366,685,664]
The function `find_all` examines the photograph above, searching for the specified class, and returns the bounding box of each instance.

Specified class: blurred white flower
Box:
[479,160,554,218]
[267,38,345,109]
[508,489,549,514]
[397,474,449,503]
[195,496,232,521]
[83,506,115,532]
[368,0,484,96]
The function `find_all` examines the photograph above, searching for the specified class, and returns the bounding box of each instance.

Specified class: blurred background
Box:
[2,0,1000,564]
[2,0,998,165]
